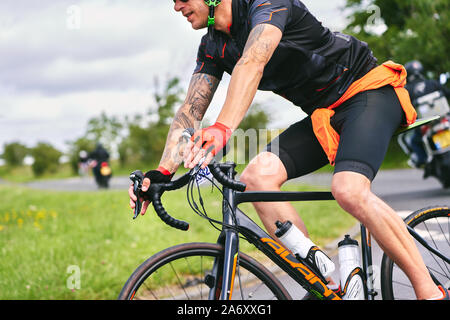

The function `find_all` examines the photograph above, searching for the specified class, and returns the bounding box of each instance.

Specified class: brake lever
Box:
[129,170,144,219]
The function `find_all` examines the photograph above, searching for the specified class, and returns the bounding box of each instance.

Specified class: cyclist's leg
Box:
[329,86,442,299]
[240,151,308,237]
[241,117,337,287]
[240,116,329,239]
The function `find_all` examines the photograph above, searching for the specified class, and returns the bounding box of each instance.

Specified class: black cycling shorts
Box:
[266,85,406,181]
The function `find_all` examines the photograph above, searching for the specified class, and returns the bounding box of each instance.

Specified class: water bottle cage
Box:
[340,267,367,298]
[298,246,330,283]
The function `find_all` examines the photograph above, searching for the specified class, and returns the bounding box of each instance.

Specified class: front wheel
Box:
[380,206,450,300]
[118,242,292,300]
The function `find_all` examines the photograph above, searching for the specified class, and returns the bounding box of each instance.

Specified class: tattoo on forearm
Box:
[159,73,219,170]
[237,24,272,66]
[176,112,194,129]
[186,73,219,121]
[171,73,219,130]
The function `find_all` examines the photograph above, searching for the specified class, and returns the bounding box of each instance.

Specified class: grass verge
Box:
[0,183,356,300]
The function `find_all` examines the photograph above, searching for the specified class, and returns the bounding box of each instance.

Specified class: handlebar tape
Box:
[152,193,189,231]
[209,163,246,192]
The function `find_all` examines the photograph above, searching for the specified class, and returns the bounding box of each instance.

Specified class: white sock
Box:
[426,287,444,300]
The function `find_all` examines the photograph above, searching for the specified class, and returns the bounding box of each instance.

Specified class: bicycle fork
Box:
[208,228,239,300]
[208,164,241,300]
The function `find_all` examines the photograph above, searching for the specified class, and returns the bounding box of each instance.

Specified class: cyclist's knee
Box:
[240,152,287,190]
[331,171,371,215]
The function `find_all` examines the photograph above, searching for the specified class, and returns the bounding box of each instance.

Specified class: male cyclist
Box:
[129,0,447,299]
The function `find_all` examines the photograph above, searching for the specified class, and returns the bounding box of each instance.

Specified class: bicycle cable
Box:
[186,170,240,232]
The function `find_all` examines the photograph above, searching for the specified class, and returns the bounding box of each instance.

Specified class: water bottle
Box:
[275,220,335,278]
[338,235,365,300]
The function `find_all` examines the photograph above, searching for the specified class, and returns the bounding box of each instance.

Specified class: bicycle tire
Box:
[380,206,450,300]
[118,242,292,300]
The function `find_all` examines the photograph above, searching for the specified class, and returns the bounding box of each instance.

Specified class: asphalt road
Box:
[21,168,450,300]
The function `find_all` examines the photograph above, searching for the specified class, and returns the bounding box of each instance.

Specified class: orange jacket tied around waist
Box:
[311,61,417,166]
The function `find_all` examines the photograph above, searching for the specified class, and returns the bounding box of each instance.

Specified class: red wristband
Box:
[157,166,173,177]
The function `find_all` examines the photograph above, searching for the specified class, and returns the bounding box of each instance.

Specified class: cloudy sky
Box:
[0,0,349,154]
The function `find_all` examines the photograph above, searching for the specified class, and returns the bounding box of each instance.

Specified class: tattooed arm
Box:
[158,73,220,173]
[128,73,219,215]
[216,23,282,130]
[182,24,282,169]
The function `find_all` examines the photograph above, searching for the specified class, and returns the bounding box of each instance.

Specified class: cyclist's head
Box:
[173,0,221,38]
[405,60,424,82]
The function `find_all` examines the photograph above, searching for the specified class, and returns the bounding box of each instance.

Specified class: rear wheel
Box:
[118,242,292,300]
[380,206,450,299]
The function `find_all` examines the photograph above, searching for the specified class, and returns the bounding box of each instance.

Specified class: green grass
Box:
[0,163,74,184]
[0,182,356,300]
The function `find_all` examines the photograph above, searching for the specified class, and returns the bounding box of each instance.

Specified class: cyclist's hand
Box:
[128,179,151,215]
[184,122,232,169]
[128,167,173,216]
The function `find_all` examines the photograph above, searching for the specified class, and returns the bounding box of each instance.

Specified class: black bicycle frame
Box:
[208,162,375,300]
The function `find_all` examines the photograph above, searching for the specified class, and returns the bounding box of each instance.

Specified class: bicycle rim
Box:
[381,206,450,300]
[118,242,291,300]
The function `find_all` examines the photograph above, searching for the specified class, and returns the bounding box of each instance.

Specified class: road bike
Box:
[118,159,449,300]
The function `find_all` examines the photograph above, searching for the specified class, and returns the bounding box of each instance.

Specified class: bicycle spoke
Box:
[427,265,448,280]
[183,257,205,299]
[246,280,266,299]
[422,221,439,252]
[420,220,450,279]
[435,217,450,246]
[434,217,450,276]
[169,262,191,300]
[392,280,413,288]
[143,279,158,300]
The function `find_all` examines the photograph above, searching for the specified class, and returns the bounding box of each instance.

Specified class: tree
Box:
[153,77,183,126]
[118,76,184,166]
[2,142,29,167]
[239,104,270,131]
[30,143,62,176]
[85,111,123,153]
[344,0,450,78]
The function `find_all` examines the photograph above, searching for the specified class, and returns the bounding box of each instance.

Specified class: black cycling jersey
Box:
[194,0,378,115]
